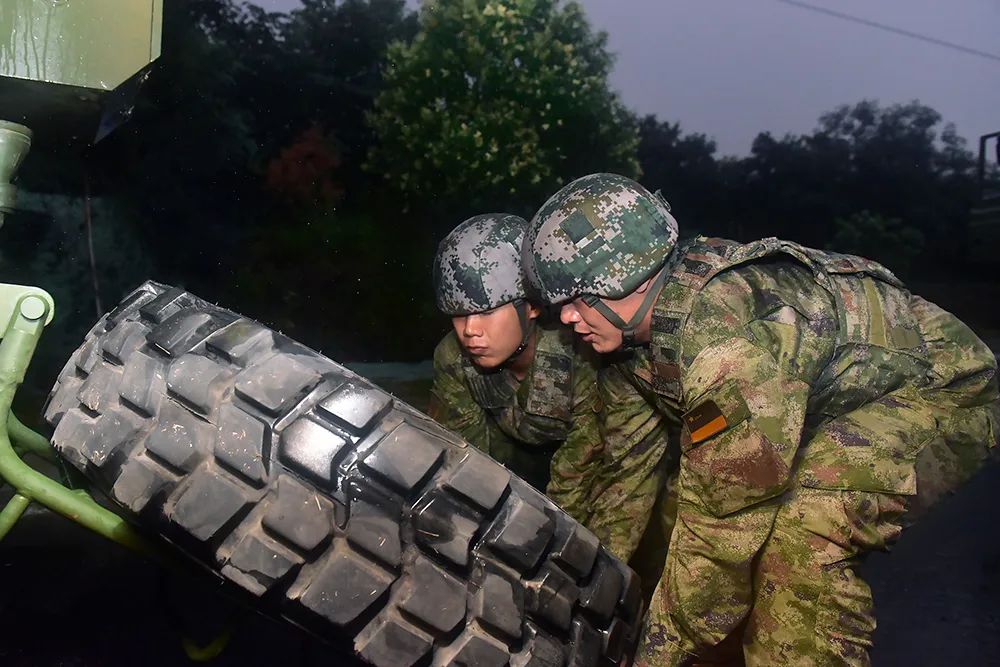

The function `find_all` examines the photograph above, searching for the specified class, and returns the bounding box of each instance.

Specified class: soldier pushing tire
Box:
[43,281,643,667]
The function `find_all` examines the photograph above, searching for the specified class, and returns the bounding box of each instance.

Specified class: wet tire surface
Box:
[39,281,642,667]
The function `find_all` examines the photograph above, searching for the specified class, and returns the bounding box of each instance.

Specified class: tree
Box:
[366,0,639,219]
[269,0,418,194]
[729,100,977,271]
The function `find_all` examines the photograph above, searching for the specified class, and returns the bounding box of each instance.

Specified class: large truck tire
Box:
[43,281,642,667]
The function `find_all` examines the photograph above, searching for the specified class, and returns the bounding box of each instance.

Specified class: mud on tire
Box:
[44,281,642,667]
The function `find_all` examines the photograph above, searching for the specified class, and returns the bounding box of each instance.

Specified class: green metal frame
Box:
[0,284,152,554]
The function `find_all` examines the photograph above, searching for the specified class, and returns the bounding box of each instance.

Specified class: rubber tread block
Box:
[111,456,173,513]
[346,488,402,567]
[525,564,579,631]
[471,563,523,640]
[437,627,510,667]
[617,563,641,621]
[118,350,165,417]
[77,362,123,413]
[50,409,97,469]
[100,320,147,364]
[357,615,432,667]
[74,337,101,375]
[169,468,251,542]
[601,618,627,664]
[166,354,233,416]
[214,405,269,485]
[105,285,157,327]
[148,309,231,358]
[361,422,444,493]
[398,555,467,634]
[279,416,348,487]
[142,400,207,471]
[444,451,511,512]
[43,376,83,426]
[413,492,479,568]
[510,622,564,667]
[550,521,600,580]
[235,354,321,417]
[318,381,392,434]
[224,532,301,596]
[205,319,274,366]
[262,474,336,552]
[579,555,623,624]
[568,619,601,667]
[139,286,188,324]
[82,410,139,467]
[484,496,555,571]
[296,546,394,626]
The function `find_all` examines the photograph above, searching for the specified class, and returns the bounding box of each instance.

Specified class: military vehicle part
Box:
[44,281,643,667]
[0,0,163,147]
[969,131,1000,265]
[0,121,31,227]
[0,282,151,552]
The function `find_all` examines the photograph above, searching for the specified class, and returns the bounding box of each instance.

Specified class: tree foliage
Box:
[367,0,639,217]
[639,100,979,276]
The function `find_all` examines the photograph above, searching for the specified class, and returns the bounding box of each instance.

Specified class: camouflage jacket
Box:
[596,236,999,663]
[427,322,605,524]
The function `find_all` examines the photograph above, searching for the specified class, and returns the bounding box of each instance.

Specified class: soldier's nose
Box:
[463,315,483,337]
[560,304,580,325]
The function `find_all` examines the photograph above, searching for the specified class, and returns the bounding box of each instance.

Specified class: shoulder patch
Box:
[682,382,751,446]
[683,401,727,444]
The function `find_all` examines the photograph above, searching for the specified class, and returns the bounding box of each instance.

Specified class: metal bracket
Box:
[0,284,55,332]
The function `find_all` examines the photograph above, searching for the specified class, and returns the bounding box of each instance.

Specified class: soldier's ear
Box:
[526,303,542,320]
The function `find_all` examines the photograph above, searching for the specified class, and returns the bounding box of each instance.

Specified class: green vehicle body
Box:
[0,0,162,554]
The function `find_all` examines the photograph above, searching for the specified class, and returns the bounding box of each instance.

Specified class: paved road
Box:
[865,461,1000,665]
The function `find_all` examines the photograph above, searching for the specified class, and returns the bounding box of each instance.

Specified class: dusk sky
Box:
[255,0,999,156]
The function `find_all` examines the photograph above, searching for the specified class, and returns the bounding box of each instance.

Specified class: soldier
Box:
[428,213,605,524]
[522,173,1000,666]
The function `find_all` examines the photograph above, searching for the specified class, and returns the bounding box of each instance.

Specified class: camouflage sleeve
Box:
[427,333,490,452]
[639,267,825,664]
[545,347,604,526]
[584,358,675,561]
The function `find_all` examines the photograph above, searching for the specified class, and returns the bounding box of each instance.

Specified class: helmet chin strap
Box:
[582,267,669,349]
[502,299,535,366]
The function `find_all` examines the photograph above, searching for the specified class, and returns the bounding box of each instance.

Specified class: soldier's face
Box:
[561,280,656,353]
[560,298,626,353]
[452,303,534,369]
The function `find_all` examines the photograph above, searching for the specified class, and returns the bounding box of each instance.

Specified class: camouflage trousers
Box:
[742,487,904,665]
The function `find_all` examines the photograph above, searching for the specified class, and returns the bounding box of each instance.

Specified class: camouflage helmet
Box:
[522,173,679,305]
[433,213,529,315]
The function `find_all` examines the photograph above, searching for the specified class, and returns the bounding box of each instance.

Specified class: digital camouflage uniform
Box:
[429,213,605,524]
[427,322,605,522]
[523,174,1000,666]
